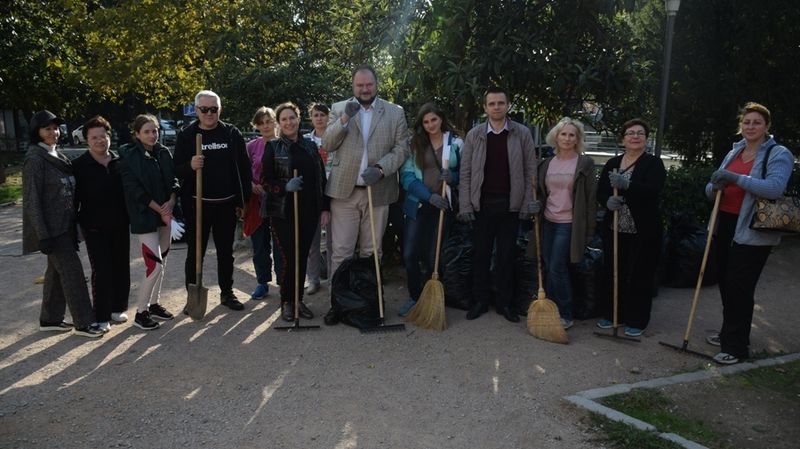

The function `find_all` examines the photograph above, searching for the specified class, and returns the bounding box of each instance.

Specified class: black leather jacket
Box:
[262,136,327,219]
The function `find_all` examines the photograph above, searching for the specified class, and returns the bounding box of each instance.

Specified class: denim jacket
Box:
[705,136,794,246]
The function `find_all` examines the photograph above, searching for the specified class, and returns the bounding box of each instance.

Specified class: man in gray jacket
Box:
[458,87,538,323]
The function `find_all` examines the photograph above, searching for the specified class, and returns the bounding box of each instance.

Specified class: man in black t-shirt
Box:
[174,90,252,311]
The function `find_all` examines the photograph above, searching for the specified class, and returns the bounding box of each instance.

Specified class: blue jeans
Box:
[250,220,281,285]
[541,219,573,320]
[402,204,447,301]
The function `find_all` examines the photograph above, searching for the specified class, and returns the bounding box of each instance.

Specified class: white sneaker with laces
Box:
[713,352,739,365]
[111,312,128,323]
[706,333,721,346]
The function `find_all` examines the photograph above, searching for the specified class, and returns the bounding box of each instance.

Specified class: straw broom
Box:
[405,159,449,331]
[526,183,568,344]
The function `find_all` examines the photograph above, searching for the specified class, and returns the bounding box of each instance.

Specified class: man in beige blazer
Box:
[322,65,408,324]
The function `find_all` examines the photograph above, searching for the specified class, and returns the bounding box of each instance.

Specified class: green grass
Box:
[0,170,22,204]
[586,412,684,449]
[730,360,800,402]
[590,360,800,449]
[600,389,723,447]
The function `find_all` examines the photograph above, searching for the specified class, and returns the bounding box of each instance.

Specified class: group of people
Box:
[22,63,794,365]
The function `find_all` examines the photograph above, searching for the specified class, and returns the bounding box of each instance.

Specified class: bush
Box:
[660,164,716,227]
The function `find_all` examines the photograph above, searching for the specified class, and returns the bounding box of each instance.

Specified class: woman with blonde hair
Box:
[535,117,596,329]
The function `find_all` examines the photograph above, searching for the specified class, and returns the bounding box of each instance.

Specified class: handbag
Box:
[749,144,800,234]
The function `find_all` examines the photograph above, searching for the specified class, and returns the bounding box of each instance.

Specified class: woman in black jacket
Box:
[596,118,665,337]
[22,110,103,337]
[73,116,130,332]
[118,114,181,331]
[262,102,329,321]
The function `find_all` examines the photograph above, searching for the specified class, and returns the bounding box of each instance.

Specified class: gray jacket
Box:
[22,144,77,254]
[538,154,597,263]
[705,136,795,246]
[459,120,537,214]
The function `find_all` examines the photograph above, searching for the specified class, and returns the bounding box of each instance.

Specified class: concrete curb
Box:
[565,352,800,449]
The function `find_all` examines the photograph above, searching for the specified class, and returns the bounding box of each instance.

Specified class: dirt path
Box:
[1,203,798,449]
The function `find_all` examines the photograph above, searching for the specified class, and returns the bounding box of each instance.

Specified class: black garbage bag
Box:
[570,243,604,320]
[441,221,472,310]
[662,217,718,288]
[329,257,381,329]
[511,229,537,314]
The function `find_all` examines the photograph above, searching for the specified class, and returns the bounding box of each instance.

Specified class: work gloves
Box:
[457,212,475,223]
[344,101,360,118]
[608,172,630,190]
[170,219,185,241]
[711,169,740,190]
[285,176,304,192]
[606,195,625,211]
[439,169,453,185]
[428,193,449,210]
[360,167,382,186]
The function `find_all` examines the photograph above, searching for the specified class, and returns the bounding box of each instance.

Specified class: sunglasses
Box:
[198,106,219,114]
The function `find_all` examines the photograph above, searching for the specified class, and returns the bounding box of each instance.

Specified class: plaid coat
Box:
[322,98,408,206]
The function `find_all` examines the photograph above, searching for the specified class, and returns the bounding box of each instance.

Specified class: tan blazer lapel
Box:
[367,100,385,142]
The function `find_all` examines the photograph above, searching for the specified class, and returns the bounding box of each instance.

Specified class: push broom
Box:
[527,183,569,344]
[659,190,721,359]
[276,170,320,332]
[405,159,449,331]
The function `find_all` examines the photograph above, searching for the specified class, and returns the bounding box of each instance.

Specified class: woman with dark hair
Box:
[397,102,462,316]
[535,117,597,330]
[118,114,181,331]
[262,102,329,321]
[245,106,281,300]
[73,115,131,332]
[596,118,665,337]
[22,110,103,337]
[704,102,793,364]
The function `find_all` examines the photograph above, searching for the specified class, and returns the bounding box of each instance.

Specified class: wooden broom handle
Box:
[366,186,385,319]
[532,182,546,301]
[612,169,619,328]
[195,134,203,284]
[293,169,300,321]
[682,190,722,342]
[432,160,449,275]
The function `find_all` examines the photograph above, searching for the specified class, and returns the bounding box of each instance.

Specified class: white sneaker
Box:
[706,333,721,346]
[560,318,574,330]
[95,322,111,333]
[713,352,739,365]
[111,312,128,323]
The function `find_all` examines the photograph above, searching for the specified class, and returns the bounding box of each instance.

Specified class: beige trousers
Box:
[329,187,389,276]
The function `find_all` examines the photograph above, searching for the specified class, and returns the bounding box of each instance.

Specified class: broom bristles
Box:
[527,298,569,344]
[405,274,447,331]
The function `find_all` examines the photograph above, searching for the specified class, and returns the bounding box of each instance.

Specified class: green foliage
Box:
[667,0,800,164]
[0,169,22,204]
[600,389,723,447]
[731,360,800,403]
[660,164,716,227]
[587,412,684,449]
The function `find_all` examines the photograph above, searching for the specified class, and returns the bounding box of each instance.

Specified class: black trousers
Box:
[183,200,237,295]
[471,201,518,310]
[601,230,660,329]
[41,233,95,328]
[83,226,131,321]
[270,210,318,305]
[714,212,772,359]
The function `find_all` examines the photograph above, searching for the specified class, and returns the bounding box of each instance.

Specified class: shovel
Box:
[186,134,208,320]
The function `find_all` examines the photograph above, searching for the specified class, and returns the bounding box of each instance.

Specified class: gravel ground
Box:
[1,203,798,449]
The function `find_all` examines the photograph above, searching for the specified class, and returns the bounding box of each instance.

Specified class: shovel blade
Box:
[186,284,208,321]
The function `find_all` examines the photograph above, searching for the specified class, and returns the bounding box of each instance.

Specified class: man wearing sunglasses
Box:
[174,90,252,311]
